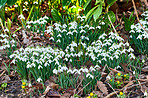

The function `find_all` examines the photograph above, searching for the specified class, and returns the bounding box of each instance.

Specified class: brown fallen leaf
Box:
[120,63,129,72]
[110,68,123,74]
[61,93,71,98]
[33,36,42,41]
[44,32,50,38]
[46,90,61,97]
[97,81,108,95]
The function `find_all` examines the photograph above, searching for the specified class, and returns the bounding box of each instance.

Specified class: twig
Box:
[76,81,92,95]
[74,77,84,95]
[132,0,148,33]
[105,81,147,98]
[106,82,119,98]
[107,15,118,34]
[0,70,6,77]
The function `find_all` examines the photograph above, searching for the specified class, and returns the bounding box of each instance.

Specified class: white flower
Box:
[116,65,121,69]
[127,47,134,52]
[4,28,9,32]
[96,26,101,29]
[142,59,145,63]
[56,39,61,43]
[53,69,58,75]
[67,69,73,74]
[89,66,96,72]
[33,1,38,4]
[37,77,42,82]
[86,73,94,79]
[106,75,111,80]
[18,14,25,20]
[128,53,135,59]
[89,27,95,30]
[38,65,43,69]
[61,66,68,71]
[28,83,32,87]
[144,91,147,96]
[133,71,135,75]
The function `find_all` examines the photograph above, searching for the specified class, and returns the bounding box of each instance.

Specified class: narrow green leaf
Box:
[85,5,99,21]
[0,0,7,9]
[7,0,17,6]
[93,4,102,22]
[51,8,63,22]
[95,0,104,5]
[83,0,91,10]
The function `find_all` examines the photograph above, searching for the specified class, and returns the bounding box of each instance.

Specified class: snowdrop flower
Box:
[33,1,38,4]
[18,14,25,20]
[67,69,73,74]
[131,25,136,29]
[12,34,17,37]
[144,91,147,96]
[49,37,54,41]
[43,15,49,20]
[4,28,9,32]
[82,68,89,73]
[89,27,95,30]
[133,70,135,75]
[142,59,145,63]
[28,83,32,87]
[26,25,31,29]
[137,35,142,40]
[37,77,42,82]
[127,47,134,52]
[106,75,111,80]
[56,39,61,43]
[61,66,68,71]
[62,24,67,28]
[117,65,121,69]
[96,26,101,29]
[89,66,96,72]
[86,73,94,79]
[38,65,43,69]
[53,69,58,75]
[94,65,101,69]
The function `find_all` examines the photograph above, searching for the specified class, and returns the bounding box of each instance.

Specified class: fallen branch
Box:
[132,0,148,33]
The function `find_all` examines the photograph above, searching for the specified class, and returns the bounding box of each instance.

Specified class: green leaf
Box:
[51,8,63,23]
[104,11,116,25]
[85,5,99,21]
[7,0,17,6]
[83,0,91,10]
[0,0,7,9]
[107,0,117,7]
[62,0,71,7]
[95,0,104,5]
[93,4,102,22]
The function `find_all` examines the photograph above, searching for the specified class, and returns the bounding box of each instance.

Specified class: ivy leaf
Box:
[93,4,102,22]
[0,0,7,9]
[104,11,116,25]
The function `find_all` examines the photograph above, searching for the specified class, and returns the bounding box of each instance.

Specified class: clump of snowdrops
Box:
[0,33,17,57]
[10,46,65,81]
[130,11,148,54]
[53,65,101,94]
[10,15,139,94]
